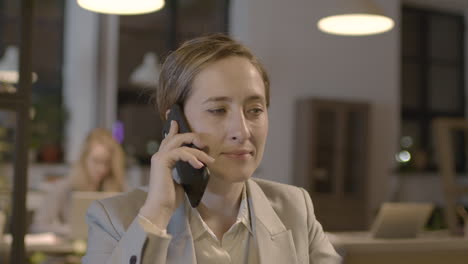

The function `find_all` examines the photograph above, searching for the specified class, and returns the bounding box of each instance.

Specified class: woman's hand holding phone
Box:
[139,120,214,230]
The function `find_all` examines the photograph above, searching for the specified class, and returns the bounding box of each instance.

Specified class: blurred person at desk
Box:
[31,128,126,235]
[83,34,341,264]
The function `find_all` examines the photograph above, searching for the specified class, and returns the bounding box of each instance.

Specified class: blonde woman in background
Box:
[31,128,126,235]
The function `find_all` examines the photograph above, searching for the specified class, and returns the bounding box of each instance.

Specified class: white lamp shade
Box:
[77,0,165,15]
[317,0,394,36]
[130,52,161,87]
[0,46,38,84]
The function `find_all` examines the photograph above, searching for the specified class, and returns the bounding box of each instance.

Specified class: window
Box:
[400,6,465,172]
[117,0,229,165]
[0,0,39,261]
[1,0,66,163]
[0,0,64,261]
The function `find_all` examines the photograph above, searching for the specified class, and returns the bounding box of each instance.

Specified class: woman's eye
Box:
[248,108,264,115]
[207,108,226,114]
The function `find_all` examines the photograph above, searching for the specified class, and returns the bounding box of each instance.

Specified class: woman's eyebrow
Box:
[245,95,265,103]
[202,95,266,104]
[202,96,232,104]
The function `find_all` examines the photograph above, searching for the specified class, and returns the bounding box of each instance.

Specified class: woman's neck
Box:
[197,177,245,238]
[202,183,244,215]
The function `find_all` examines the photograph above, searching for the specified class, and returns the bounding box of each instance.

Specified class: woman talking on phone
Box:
[83,34,341,264]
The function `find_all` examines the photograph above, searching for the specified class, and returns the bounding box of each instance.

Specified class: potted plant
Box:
[30,95,68,163]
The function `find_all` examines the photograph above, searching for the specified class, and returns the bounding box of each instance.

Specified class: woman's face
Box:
[184,56,268,183]
[85,142,112,186]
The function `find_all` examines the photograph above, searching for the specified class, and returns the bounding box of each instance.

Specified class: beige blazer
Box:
[82,178,342,264]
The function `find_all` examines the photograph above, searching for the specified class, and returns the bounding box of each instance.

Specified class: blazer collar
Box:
[166,198,197,264]
[246,179,288,235]
[149,180,299,264]
[247,179,299,264]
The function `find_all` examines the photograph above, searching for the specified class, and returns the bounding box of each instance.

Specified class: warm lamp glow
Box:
[77,0,165,15]
[318,14,394,36]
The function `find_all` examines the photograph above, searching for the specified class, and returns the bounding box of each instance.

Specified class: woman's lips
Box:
[221,150,253,160]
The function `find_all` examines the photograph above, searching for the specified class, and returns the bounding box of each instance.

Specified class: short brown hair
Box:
[155,34,270,120]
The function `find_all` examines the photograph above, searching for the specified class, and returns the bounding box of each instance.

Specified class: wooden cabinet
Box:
[293,98,370,231]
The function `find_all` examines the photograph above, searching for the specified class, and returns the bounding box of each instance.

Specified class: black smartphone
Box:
[162,104,210,208]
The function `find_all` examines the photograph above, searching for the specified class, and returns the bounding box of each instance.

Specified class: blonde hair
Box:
[155,34,270,120]
[70,128,125,191]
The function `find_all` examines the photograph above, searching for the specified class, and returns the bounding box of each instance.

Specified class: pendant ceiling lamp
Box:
[0,46,38,94]
[0,46,38,84]
[317,0,394,36]
[130,52,161,88]
[77,0,165,15]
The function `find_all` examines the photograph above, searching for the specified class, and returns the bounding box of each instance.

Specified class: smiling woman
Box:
[183,56,268,185]
[82,34,342,264]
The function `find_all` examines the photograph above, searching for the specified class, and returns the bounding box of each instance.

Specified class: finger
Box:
[170,148,205,169]
[159,121,179,149]
[191,136,206,150]
[180,146,215,164]
[162,132,206,151]
[167,120,179,137]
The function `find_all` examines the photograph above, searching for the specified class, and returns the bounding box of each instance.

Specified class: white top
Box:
[138,186,258,263]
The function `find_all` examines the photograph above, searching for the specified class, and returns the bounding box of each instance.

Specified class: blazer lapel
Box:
[166,199,197,264]
[247,180,299,264]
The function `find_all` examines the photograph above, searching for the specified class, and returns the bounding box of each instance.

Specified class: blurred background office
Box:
[30,128,126,235]
[0,0,468,263]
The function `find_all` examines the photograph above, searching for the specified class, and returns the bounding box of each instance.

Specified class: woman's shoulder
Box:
[251,177,306,199]
[87,188,148,231]
[249,178,311,214]
[248,178,313,233]
[93,188,147,213]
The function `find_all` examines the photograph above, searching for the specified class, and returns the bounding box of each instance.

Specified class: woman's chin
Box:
[208,166,255,184]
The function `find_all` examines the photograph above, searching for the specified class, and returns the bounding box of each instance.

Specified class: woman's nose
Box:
[228,112,250,143]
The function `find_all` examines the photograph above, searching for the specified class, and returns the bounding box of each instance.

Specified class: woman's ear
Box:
[165,109,171,120]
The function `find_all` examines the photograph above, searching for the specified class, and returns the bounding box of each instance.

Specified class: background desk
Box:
[328,231,468,264]
[0,233,78,263]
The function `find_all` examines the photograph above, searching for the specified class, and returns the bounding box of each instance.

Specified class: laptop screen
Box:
[371,202,434,239]
[69,191,119,240]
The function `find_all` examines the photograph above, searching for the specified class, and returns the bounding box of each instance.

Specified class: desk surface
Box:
[0,233,77,254]
[328,230,468,252]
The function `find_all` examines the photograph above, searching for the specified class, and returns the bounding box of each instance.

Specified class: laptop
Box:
[69,191,118,241]
[370,202,434,239]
